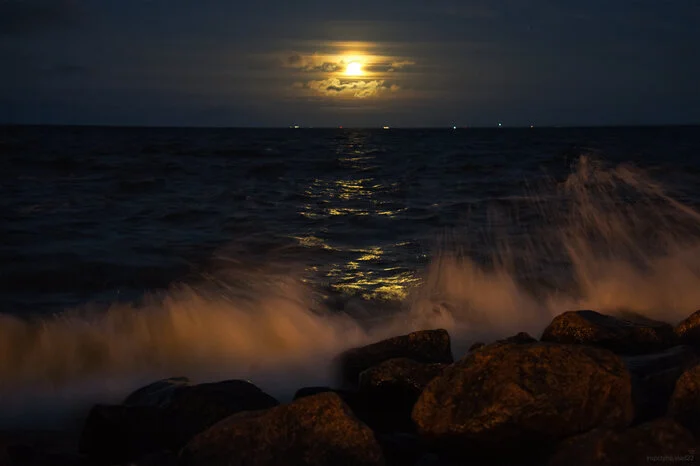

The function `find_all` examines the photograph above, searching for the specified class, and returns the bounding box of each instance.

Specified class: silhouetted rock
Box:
[124,377,191,408]
[541,310,676,354]
[676,310,700,347]
[412,342,634,462]
[358,358,447,432]
[164,379,279,444]
[293,386,335,400]
[548,418,696,466]
[179,392,385,466]
[80,380,279,463]
[337,329,453,387]
[668,364,700,436]
[487,332,539,349]
[79,405,173,463]
[623,346,700,423]
[293,386,400,433]
[468,342,485,352]
[504,332,538,344]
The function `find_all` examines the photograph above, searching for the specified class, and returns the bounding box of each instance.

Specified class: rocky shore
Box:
[4,309,700,466]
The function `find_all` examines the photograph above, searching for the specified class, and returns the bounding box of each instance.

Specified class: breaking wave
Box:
[2,155,700,428]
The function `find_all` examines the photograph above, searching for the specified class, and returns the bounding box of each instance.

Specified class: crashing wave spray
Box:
[407,155,700,351]
[1,155,700,427]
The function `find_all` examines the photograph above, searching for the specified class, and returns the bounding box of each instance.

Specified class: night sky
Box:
[3,0,699,127]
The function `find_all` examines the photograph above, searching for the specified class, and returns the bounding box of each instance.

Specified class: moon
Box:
[346,61,363,76]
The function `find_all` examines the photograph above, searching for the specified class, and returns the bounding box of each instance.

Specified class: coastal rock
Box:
[468,342,485,352]
[164,379,279,444]
[623,346,699,422]
[80,380,279,463]
[675,310,700,347]
[179,392,385,466]
[548,418,697,466]
[668,364,700,436]
[502,332,538,344]
[124,377,191,408]
[337,329,453,387]
[541,310,676,354]
[358,358,447,432]
[412,342,634,462]
[293,385,403,433]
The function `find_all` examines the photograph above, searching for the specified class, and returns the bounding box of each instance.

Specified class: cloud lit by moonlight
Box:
[286,49,414,99]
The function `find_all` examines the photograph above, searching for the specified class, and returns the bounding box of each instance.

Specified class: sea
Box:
[1,124,699,428]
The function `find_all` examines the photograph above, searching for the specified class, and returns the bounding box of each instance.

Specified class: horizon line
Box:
[2,123,699,130]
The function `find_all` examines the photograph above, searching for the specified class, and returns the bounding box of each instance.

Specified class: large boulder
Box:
[179,392,385,466]
[541,310,676,354]
[623,346,700,423]
[80,379,279,463]
[293,387,379,432]
[676,310,700,347]
[668,364,700,436]
[358,358,447,432]
[412,342,634,462]
[164,379,279,443]
[337,330,453,387]
[124,377,191,408]
[548,418,697,466]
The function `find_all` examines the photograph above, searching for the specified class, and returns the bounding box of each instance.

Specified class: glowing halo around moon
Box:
[345,61,363,76]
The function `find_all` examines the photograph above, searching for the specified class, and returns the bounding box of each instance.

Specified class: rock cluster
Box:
[3,312,700,466]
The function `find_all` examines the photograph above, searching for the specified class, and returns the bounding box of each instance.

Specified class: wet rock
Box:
[412,342,634,462]
[337,329,453,387]
[179,392,385,466]
[80,380,279,463]
[124,377,191,408]
[358,358,447,432]
[623,346,700,423]
[541,310,676,354]
[548,418,697,466]
[676,310,700,347]
[668,364,700,436]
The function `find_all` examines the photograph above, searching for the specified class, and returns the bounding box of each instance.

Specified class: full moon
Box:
[346,61,363,76]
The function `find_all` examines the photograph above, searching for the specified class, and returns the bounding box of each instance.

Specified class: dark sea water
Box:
[1,124,700,427]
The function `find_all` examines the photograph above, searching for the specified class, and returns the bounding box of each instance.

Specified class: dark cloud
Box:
[364,60,416,73]
[286,54,343,73]
[287,53,303,65]
[303,62,342,73]
[298,78,398,98]
[0,1,81,36]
